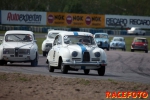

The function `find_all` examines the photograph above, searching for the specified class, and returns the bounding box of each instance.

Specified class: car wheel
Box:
[145,50,148,53]
[131,49,134,52]
[48,61,54,72]
[84,69,90,75]
[107,47,109,51]
[97,66,105,76]
[31,54,38,67]
[0,60,4,65]
[43,51,47,56]
[60,61,68,74]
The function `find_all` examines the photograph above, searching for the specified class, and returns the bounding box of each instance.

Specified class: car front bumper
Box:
[2,55,31,62]
[63,61,107,66]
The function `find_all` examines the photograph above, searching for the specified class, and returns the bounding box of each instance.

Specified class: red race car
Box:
[131,37,148,53]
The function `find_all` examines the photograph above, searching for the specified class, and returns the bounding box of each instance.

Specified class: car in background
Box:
[41,30,67,56]
[94,33,109,51]
[131,37,148,53]
[127,27,146,35]
[110,37,126,51]
[0,30,38,66]
[46,31,107,76]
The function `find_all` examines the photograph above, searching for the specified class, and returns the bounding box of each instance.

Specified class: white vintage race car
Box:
[41,30,67,56]
[0,30,38,66]
[46,31,107,76]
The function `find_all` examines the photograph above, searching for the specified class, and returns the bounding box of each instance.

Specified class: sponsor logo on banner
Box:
[47,12,66,26]
[85,16,91,25]
[47,14,54,24]
[1,10,46,25]
[66,15,72,24]
[105,15,150,29]
[7,12,42,22]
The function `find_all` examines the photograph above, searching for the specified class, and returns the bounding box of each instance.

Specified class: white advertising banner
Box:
[1,10,46,25]
[105,15,150,29]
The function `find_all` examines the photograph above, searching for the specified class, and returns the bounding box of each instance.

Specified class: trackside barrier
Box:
[89,29,103,34]
[120,30,127,35]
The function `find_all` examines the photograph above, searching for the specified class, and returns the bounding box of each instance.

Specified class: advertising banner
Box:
[65,13,86,27]
[1,10,46,25]
[88,14,105,28]
[47,12,105,28]
[105,15,150,29]
[47,12,66,26]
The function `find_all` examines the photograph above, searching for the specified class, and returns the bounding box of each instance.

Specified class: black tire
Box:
[84,69,90,75]
[48,61,54,72]
[31,54,38,67]
[43,51,47,56]
[0,60,4,65]
[131,49,134,52]
[107,47,109,51]
[145,50,148,53]
[60,61,68,74]
[97,66,105,76]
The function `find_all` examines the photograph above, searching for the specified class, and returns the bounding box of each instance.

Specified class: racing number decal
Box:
[53,51,55,59]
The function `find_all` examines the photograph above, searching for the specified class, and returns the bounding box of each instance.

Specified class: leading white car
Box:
[41,30,67,56]
[46,31,107,76]
[0,30,38,66]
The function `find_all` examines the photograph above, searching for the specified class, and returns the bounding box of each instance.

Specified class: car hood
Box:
[3,42,34,49]
[66,44,98,53]
[95,38,108,42]
[111,41,125,44]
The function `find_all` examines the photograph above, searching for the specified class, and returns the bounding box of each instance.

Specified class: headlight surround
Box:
[24,49,30,55]
[3,49,9,54]
[72,51,78,57]
[94,52,100,57]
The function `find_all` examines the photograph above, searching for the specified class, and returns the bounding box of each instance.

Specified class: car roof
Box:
[5,30,34,35]
[48,30,67,34]
[113,37,124,39]
[134,37,147,40]
[94,33,108,35]
[58,31,93,37]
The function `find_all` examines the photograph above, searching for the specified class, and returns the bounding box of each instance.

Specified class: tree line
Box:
[0,0,150,16]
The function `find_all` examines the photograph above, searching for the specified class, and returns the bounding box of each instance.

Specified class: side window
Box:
[53,35,59,46]
[58,35,62,45]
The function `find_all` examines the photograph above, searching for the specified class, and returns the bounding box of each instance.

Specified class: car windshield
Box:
[95,34,108,39]
[135,39,147,43]
[5,34,33,42]
[113,38,124,41]
[64,35,95,45]
[48,33,59,38]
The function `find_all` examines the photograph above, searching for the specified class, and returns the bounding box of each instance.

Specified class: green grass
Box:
[36,38,45,54]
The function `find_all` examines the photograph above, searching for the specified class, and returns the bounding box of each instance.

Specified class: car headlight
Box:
[72,51,78,57]
[3,49,9,54]
[94,52,100,57]
[24,49,30,54]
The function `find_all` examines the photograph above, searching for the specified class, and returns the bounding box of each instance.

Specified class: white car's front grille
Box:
[83,51,90,61]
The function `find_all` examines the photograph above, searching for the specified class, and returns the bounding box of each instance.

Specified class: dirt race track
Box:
[0,50,150,100]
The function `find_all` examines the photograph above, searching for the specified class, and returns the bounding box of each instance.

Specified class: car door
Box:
[54,35,62,65]
[49,35,59,66]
